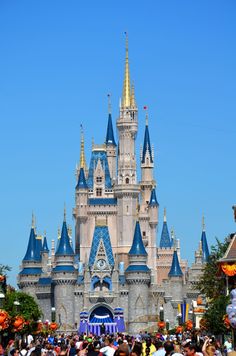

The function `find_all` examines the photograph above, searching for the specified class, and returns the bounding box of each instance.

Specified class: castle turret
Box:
[105,95,117,182]
[18,214,42,297]
[52,209,77,330]
[114,34,140,259]
[201,216,210,262]
[74,134,89,255]
[41,233,49,273]
[125,221,150,334]
[160,208,172,248]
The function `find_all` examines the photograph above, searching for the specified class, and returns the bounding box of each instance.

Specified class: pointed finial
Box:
[44,230,46,237]
[107,93,112,114]
[202,215,205,231]
[57,227,61,239]
[80,124,86,169]
[122,32,131,107]
[144,106,148,125]
[92,137,94,150]
[164,208,167,222]
[64,203,66,222]
[31,211,35,228]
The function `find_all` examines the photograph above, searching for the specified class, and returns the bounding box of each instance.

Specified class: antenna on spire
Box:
[31,211,35,228]
[122,31,131,107]
[144,106,148,125]
[107,93,112,114]
[64,203,66,222]
[164,207,167,222]
[202,215,205,231]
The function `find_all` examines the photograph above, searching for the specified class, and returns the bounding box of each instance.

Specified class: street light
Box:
[166,319,170,331]
[159,305,164,322]
[51,307,56,322]
[0,292,5,309]
[177,313,182,326]
[13,300,20,313]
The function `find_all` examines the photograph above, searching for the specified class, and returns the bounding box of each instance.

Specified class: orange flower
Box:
[158,321,166,329]
[0,275,5,282]
[13,316,25,331]
[186,320,193,330]
[176,326,183,334]
[221,263,236,276]
[50,322,58,331]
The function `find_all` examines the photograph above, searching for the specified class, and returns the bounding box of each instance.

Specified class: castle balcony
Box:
[89,290,114,304]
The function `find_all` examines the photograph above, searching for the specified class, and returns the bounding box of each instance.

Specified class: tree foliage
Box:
[196,236,231,335]
[4,290,41,321]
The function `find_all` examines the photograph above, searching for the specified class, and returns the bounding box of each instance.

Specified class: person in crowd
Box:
[100,338,116,356]
[183,342,198,356]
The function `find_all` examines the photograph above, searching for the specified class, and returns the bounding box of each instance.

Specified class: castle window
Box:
[96,188,102,196]
[143,231,146,237]
[96,176,102,183]
[125,177,129,184]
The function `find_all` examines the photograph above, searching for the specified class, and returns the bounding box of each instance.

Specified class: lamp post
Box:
[177,313,182,326]
[159,305,164,322]
[13,300,20,314]
[0,292,5,309]
[51,307,56,323]
[166,319,170,332]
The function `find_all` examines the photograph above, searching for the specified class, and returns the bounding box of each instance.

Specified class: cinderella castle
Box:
[18,37,210,334]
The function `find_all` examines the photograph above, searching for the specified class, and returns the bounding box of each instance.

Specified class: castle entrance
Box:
[88,305,116,335]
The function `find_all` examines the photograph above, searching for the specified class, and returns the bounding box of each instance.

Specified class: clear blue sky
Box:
[0,0,235,286]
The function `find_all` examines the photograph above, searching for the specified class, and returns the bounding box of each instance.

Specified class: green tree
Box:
[196,236,230,335]
[4,290,42,333]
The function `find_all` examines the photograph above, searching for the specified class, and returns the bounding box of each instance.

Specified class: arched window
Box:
[125,177,129,184]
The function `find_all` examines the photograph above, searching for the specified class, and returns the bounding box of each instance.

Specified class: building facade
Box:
[18,38,209,334]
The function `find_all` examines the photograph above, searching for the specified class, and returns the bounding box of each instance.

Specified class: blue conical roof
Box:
[142,124,153,163]
[105,113,116,146]
[55,221,74,256]
[160,222,172,248]
[149,188,158,206]
[76,167,88,189]
[42,236,49,253]
[168,250,183,277]
[23,227,40,261]
[201,230,210,262]
[35,237,43,260]
[129,221,147,255]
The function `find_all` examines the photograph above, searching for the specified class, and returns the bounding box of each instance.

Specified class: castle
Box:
[18,37,210,334]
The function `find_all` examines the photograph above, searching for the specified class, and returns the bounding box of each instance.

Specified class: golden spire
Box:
[164,207,167,222]
[108,94,112,114]
[202,215,205,231]
[57,227,61,240]
[122,32,131,108]
[130,82,136,107]
[80,124,86,170]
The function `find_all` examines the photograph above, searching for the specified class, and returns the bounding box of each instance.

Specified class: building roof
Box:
[105,113,116,146]
[168,251,183,277]
[201,230,210,262]
[19,267,42,275]
[76,167,88,190]
[88,225,114,267]
[129,221,147,256]
[160,222,172,248]
[38,277,52,285]
[23,227,41,262]
[88,198,117,205]
[219,234,236,263]
[126,265,150,272]
[87,150,112,189]
[149,188,158,206]
[142,123,153,164]
[53,265,75,272]
[55,220,74,256]
[42,236,49,253]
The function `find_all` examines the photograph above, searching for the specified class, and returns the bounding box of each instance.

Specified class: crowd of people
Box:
[0,332,234,356]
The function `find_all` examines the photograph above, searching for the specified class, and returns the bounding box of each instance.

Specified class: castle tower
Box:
[74,163,89,256]
[125,221,151,334]
[114,34,140,261]
[201,216,210,262]
[52,209,77,330]
[147,188,158,281]
[18,214,42,297]
[105,95,117,182]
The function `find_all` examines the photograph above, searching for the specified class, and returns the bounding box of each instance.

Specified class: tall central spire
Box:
[122,32,131,108]
[80,124,86,170]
